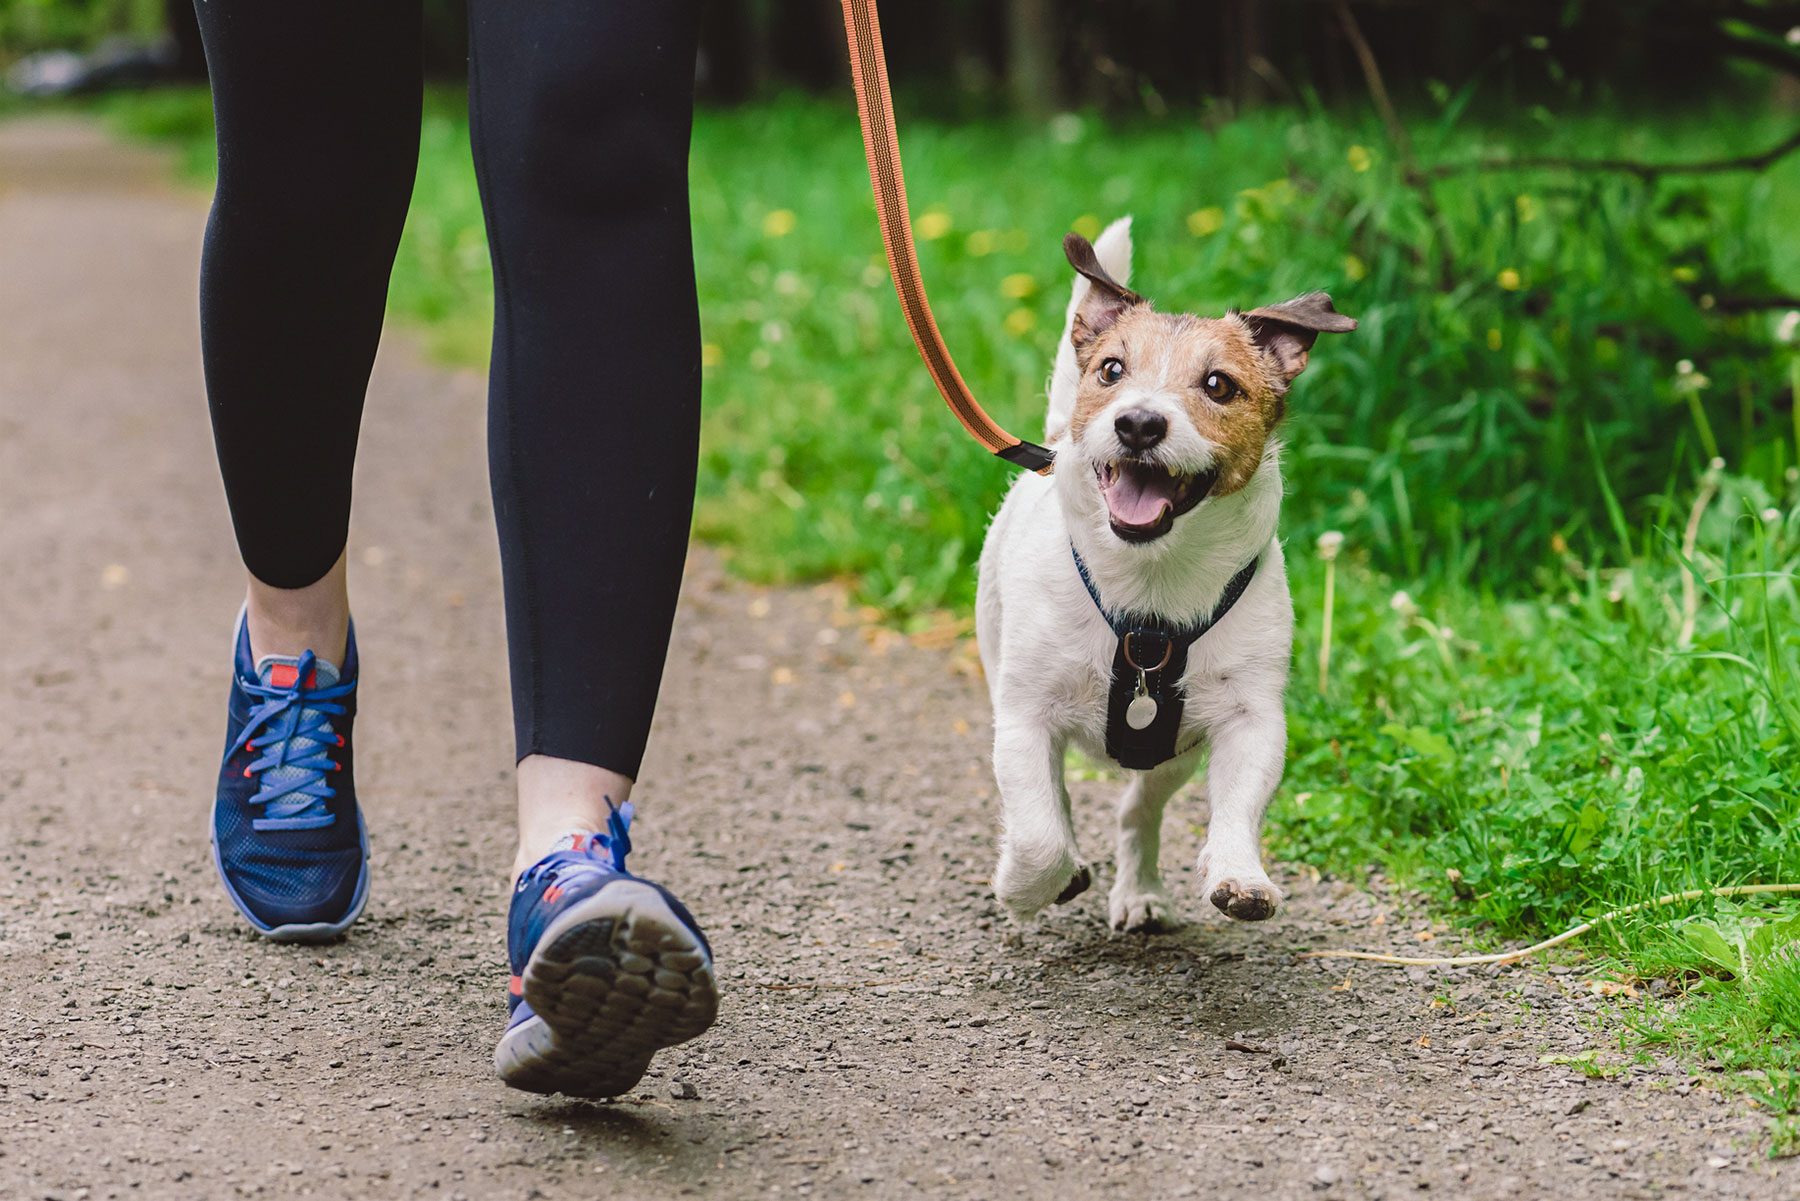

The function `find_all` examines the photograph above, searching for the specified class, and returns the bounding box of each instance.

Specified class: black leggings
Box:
[194,1,702,780]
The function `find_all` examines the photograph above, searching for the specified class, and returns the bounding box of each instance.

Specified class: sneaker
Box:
[495,803,719,1097]
[210,614,369,942]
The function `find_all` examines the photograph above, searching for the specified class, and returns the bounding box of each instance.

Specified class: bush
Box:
[0,0,161,59]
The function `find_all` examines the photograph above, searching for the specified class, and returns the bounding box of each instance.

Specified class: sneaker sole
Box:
[494,880,719,1098]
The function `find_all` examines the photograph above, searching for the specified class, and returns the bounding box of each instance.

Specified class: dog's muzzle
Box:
[1095,458,1217,543]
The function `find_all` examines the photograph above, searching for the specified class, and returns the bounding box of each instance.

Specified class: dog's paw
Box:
[1108,884,1179,933]
[994,843,1089,922]
[1206,875,1282,922]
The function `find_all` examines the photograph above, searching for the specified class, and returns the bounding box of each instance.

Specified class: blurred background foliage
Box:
[7,0,1800,112]
[0,0,163,55]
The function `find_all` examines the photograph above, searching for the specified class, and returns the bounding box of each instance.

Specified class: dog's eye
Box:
[1098,358,1125,386]
[1201,371,1240,402]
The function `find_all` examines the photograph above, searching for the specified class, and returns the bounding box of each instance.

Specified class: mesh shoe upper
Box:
[211,618,366,932]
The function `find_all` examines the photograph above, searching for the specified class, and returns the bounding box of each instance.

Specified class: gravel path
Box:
[2,116,1794,1201]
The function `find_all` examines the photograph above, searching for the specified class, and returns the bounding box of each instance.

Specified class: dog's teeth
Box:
[1167,465,1180,478]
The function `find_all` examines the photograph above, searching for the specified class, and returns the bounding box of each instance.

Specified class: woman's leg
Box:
[195,0,422,659]
[465,0,704,873]
[194,2,421,940]
[470,1,718,1097]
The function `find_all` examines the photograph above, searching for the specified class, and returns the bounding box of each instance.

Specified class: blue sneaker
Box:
[209,614,369,942]
[496,803,719,1097]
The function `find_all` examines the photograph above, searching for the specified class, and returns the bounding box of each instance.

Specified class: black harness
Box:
[1072,547,1260,770]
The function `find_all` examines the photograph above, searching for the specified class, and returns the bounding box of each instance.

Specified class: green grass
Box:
[64,85,1800,1148]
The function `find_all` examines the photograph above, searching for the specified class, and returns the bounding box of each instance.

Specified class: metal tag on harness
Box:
[1106,629,1188,769]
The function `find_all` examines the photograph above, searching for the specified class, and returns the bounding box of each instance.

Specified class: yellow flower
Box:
[965,229,997,257]
[1343,253,1368,282]
[1000,273,1037,300]
[1186,206,1224,237]
[761,209,796,238]
[701,343,723,367]
[1515,194,1539,223]
[916,208,953,240]
[1072,213,1102,240]
[1497,268,1522,291]
[1486,328,1503,351]
[1003,308,1037,336]
[1346,144,1372,173]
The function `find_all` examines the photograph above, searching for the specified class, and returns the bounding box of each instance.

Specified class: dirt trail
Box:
[1,117,1793,1201]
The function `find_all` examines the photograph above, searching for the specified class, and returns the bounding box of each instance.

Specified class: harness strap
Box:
[1072,547,1261,647]
[1072,547,1262,770]
[839,0,1056,475]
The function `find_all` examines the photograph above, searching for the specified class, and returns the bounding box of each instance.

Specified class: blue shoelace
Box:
[520,801,635,887]
[231,649,356,831]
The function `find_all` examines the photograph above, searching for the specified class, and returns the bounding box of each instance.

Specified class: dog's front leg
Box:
[1109,751,1198,932]
[1196,708,1286,921]
[991,719,1088,921]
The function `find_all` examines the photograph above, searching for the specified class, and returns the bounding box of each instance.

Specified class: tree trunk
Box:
[1006,0,1058,117]
[1224,0,1266,110]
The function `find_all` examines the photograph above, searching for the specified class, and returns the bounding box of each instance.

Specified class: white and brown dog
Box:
[976,218,1354,932]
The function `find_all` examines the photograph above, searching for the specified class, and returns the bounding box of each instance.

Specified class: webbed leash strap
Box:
[840,0,1056,475]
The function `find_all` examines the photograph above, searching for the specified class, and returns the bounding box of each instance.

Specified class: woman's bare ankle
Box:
[245,552,350,666]
[513,754,636,878]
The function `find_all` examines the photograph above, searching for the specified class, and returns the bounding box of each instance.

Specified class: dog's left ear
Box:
[1064,232,1144,357]
[1244,292,1357,384]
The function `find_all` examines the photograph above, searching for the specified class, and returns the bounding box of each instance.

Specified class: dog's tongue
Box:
[1104,464,1179,529]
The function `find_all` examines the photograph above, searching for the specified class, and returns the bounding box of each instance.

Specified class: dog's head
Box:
[1059,231,1354,545]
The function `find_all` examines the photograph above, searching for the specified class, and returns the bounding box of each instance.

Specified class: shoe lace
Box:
[230,649,355,831]
[521,800,635,886]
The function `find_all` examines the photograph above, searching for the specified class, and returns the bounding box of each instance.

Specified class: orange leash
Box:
[839,0,1056,474]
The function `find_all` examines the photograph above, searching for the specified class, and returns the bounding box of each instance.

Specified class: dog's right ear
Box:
[1064,232,1143,356]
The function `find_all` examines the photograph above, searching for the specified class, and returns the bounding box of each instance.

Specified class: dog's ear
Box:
[1244,292,1356,384]
[1064,232,1144,356]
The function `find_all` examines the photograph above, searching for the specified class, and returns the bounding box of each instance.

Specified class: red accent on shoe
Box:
[508,974,523,997]
[265,663,319,690]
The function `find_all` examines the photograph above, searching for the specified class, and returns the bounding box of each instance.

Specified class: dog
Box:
[975,217,1354,932]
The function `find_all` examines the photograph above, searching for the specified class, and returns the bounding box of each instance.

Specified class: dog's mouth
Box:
[1096,458,1216,543]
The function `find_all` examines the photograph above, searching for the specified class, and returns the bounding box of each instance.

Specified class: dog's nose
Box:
[1114,408,1167,451]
